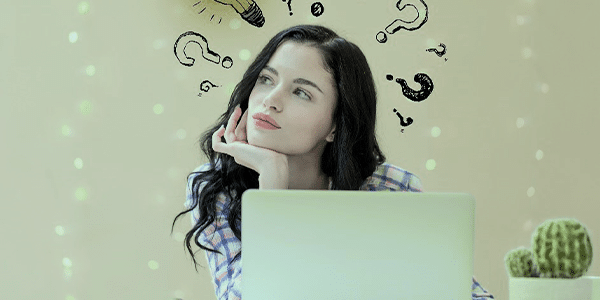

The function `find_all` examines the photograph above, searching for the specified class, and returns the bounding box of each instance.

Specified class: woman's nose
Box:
[262,86,283,111]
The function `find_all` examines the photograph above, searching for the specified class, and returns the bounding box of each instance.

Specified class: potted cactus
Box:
[504,218,600,300]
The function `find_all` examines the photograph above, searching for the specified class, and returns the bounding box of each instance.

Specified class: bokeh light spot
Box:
[86,65,96,76]
[78,2,90,15]
[69,32,78,43]
[521,47,532,59]
[148,260,159,270]
[516,118,525,128]
[55,225,65,236]
[153,104,164,115]
[75,187,88,201]
[172,232,185,242]
[62,125,73,137]
[80,100,92,115]
[63,257,73,268]
[229,18,242,30]
[74,157,83,169]
[239,49,251,61]
[65,295,76,300]
[425,159,436,171]
[535,150,544,160]
[527,187,535,197]
[430,126,441,137]
[176,129,187,139]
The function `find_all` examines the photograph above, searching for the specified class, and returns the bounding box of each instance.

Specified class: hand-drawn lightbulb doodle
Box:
[192,0,223,24]
[376,0,429,43]
[210,0,265,27]
[426,43,447,61]
[387,73,434,133]
[174,31,233,69]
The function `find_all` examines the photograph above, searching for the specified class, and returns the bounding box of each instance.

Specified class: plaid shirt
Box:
[185,162,494,300]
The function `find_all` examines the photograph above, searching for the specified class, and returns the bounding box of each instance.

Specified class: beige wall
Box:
[1,0,599,299]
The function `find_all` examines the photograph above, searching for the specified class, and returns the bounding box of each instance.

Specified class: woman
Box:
[172,24,494,300]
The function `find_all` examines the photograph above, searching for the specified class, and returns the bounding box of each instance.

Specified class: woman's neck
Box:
[286,154,330,190]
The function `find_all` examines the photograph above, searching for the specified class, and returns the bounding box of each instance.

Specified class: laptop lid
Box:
[241,190,476,300]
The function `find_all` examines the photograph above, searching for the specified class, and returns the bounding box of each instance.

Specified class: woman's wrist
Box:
[258,155,289,189]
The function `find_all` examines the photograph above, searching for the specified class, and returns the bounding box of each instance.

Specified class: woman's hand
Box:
[212,105,289,189]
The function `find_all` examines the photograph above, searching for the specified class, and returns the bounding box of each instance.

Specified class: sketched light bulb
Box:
[213,0,264,27]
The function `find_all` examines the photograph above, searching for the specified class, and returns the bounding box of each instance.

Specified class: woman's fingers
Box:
[224,105,241,143]
[212,125,228,154]
[235,108,248,143]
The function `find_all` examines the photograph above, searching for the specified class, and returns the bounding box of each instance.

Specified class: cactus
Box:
[531,218,593,278]
[504,246,540,277]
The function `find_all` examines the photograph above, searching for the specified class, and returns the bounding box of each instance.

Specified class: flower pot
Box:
[509,276,600,300]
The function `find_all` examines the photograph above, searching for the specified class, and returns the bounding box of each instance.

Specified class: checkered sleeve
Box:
[186,163,242,300]
[472,276,495,299]
[200,199,242,300]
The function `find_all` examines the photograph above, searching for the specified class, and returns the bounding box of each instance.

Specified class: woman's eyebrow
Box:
[263,65,324,94]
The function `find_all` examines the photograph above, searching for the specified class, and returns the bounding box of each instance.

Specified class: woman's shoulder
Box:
[360,162,423,192]
[185,161,231,211]
[190,160,219,174]
[187,160,223,181]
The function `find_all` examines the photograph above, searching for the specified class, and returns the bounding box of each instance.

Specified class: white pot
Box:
[509,276,600,300]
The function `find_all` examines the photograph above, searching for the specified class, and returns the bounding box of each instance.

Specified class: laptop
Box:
[241,190,476,300]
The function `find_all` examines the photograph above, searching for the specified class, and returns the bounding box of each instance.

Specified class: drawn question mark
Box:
[376,0,429,43]
[426,43,447,61]
[311,2,324,17]
[174,31,233,69]
[282,0,292,15]
[386,73,434,102]
[198,80,219,97]
[393,108,413,133]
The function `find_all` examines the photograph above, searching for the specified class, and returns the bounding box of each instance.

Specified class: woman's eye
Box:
[294,88,311,100]
[258,75,272,85]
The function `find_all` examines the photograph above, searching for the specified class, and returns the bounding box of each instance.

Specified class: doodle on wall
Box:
[282,0,293,15]
[376,0,429,43]
[192,1,223,24]
[174,31,233,69]
[393,108,414,133]
[198,80,220,97]
[386,73,434,133]
[311,2,324,17]
[426,43,447,61]
[387,73,433,102]
[212,0,265,27]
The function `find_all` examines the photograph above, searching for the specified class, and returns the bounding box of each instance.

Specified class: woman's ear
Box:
[326,126,335,143]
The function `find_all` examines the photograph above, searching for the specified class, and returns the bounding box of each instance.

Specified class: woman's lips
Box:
[252,112,281,129]
[253,118,280,130]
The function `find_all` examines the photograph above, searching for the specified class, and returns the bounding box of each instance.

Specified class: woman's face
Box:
[246,40,337,156]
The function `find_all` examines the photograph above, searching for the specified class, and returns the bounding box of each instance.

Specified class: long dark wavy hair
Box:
[171,24,386,272]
